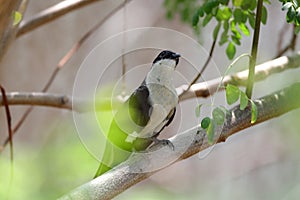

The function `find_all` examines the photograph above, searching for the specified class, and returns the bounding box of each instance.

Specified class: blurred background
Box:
[1,0,300,199]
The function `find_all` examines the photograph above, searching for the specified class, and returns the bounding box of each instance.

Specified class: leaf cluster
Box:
[280,0,300,33]
[192,0,269,59]
[196,83,258,144]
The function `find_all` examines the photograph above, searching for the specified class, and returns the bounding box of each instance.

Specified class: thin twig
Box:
[0,0,28,62]
[275,25,298,58]
[178,51,300,100]
[17,0,101,37]
[59,82,300,200]
[0,85,13,160]
[179,37,217,99]
[245,0,263,98]
[276,23,290,56]
[3,0,132,149]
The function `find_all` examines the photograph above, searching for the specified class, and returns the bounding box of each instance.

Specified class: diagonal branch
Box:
[6,0,132,148]
[0,0,28,62]
[178,51,300,101]
[17,0,101,37]
[59,82,300,200]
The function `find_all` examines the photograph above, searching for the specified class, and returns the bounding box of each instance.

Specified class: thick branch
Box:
[17,0,101,37]
[59,82,300,200]
[178,51,300,101]
[0,92,73,110]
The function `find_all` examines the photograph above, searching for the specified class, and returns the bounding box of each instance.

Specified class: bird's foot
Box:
[149,137,174,150]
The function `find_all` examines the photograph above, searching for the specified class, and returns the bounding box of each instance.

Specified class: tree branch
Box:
[0,92,73,110]
[6,0,132,148]
[178,51,300,101]
[275,25,298,58]
[0,52,299,112]
[17,0,101,37]
[59,82,300,200]
[0,0,28,62]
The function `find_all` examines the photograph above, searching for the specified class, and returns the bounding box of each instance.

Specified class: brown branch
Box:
[178,51,300,101]
[0,92,73,110]
[0,0,28,62]
[275,25,298,58]
[1,0,132,149]
[0,85,13,160]
[59,82,300,200]
[179,37,217,99]
[17,0,101,37]
[276,23,290,56]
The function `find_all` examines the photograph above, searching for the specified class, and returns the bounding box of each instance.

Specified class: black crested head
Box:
[152,50,180,65]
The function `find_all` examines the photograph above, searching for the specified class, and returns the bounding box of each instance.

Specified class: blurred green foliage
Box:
[164,0,271,59]
[0,121,96,200]
[279,0,300,33]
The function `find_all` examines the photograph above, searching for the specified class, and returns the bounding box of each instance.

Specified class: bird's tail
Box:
[93,162,111,178]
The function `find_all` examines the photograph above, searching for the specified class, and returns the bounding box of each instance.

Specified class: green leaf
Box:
[251,100,258,123]
[240,92,248,110]
[233,8,247,23]
[223,20,229,31]
[13,11,22,26]
[226,42,236,60]
[238,23,250,36]
[203,0,219,14]
[192,13,200,26]
[231,35,241,45]
[213,22,221,40]
[195,104,203,117]
[201,117,211,129]
[212,107,225,125]
[295,25,300,34]
[202,13,213,26]
[207,119,215,145]
[296,7,300,25]
[192,7,204,26]
[216,6,232,21]
[226,84,240,105]
[287,7,296,23]
[282,2,293,11]
[219,0,229,5]
[241,0,256,10]
[233,0,243,7]
[219,30,228,45]
[261,6,268,24]
[248,13,255,29]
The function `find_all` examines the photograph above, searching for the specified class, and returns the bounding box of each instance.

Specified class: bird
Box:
[94,50,180,178]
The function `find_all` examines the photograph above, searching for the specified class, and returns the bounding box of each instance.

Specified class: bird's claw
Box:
[150,137,175,150]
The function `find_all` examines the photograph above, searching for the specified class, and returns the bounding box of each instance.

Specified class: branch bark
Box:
[178,51,300,101]
[0,92,73,110]
[59,82,300,200]
[17,0,101,37]
[0,0,27,62]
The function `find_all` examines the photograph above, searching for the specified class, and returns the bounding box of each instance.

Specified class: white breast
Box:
[137,61,178,138]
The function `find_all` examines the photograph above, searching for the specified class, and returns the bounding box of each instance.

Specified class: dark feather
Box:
[128,84,152,127]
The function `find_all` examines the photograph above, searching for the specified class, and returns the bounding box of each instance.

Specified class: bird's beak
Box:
[173,53,180,66]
